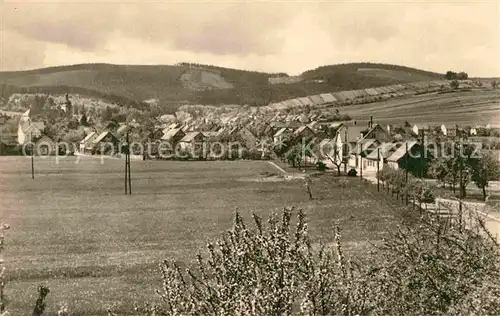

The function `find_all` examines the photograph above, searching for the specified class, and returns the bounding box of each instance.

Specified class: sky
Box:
[1,0,499,76]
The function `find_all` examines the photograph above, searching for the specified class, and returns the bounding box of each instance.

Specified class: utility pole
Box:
[31,131,34,180]
[360,153,363,180]
[343,128,348,174]
[405,142,409,205]
[377,147,380,192]
[419,130,424,178]
[124,130,131,195]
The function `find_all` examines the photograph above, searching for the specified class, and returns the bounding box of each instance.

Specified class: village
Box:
[9,90,500,183]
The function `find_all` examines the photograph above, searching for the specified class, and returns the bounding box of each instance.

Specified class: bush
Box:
[135,208,500,316]
[347,168,357,177]
[4,206,500,315]
[316,161,327,171]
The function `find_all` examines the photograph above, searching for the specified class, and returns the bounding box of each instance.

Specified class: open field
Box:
[1,157,412,314]
[343,89,500,126]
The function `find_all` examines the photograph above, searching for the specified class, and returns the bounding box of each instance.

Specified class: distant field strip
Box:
[343,90,500,125]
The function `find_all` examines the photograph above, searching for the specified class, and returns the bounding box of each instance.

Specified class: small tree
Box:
[450,80,459,89]
[470,151,500,200]
[457,71,468,80]
[445,71,458,80]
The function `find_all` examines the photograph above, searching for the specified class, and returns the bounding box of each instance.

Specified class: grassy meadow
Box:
[0,156,412,315]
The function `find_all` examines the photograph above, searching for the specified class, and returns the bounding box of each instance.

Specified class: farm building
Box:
[179,132,206,155]
[347,138,381,170]
[225,127,257,148]
[162,127,186,145]
[362,142,402,174]
[386,140,430,176]
[79,131,98,153]
[293,125,315,139]
[85,131,119,155]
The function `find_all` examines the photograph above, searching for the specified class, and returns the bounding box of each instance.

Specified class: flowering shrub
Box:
[137,207,499,316]
[143,208,375,315]
[377,167,436,204]
[1,207,498,315]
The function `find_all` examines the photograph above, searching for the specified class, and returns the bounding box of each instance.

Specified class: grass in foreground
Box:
[1,157,411,315]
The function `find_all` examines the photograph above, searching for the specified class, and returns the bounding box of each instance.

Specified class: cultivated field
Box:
[1,156,411,315]
[343,89,500,126]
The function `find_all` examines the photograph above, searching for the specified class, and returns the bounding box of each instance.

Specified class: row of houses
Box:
[269,118,431,176]
[410,123,498,137]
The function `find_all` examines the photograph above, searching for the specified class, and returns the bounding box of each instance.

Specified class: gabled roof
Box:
[344,126,369,142]
[329,122,344,129]
[349,139,379,155]
[162,127,184,140]
[202,131,220,138]
[294,125,314,136]
[117,124,129,135]
[92,131,115,144]
[180,131,203,142]
[366,142,401,160]
[32,122,45,130]
[274,127,290,137]
[34,135,54,144]
[24,122,45,133]
[387,141,419,162]
[80,131,97,144]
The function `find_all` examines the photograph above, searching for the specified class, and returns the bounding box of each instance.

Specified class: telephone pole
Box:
[405,142,409,205]
[377,147,380,192]
[343,128,348,174]
[31,131,34,179]
[124,130,131,195]
[123,121,139,195]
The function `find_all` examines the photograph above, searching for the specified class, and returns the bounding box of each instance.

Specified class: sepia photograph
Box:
[0,0,499,314]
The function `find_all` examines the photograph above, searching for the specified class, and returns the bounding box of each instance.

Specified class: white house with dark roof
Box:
[162,127,186,144]
[293,125,315,138]
[362,142,402,174]
[179,131,206,152]
[17,109,46,144]
[79,131,98,153]
[387,140,430,175]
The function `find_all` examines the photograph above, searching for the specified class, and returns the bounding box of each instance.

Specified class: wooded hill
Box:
[0,62,444,112]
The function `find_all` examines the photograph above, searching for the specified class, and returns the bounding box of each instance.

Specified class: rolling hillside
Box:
[341,90,500,126]
[0,62,446,111]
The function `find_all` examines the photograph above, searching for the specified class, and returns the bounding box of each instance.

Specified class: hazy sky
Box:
[1,0,499,76]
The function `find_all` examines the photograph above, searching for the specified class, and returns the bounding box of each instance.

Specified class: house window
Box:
[40,145,49,155]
